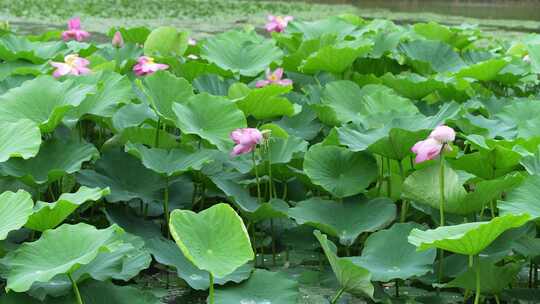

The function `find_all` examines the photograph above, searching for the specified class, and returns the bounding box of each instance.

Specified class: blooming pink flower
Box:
[112,31,124,48]
[133,56,169,76]
[265,15,293,33]
[411,125,455,163]
[255,68,293,88]
[230,128,263,156]
[50,54,91,78]
[61,17,90,42]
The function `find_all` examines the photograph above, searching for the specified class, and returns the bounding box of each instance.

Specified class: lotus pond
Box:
[1,11,540,304]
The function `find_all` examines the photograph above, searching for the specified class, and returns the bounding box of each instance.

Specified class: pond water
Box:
[318,0,540,21]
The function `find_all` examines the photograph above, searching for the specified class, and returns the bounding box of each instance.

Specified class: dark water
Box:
[312,0,540,21]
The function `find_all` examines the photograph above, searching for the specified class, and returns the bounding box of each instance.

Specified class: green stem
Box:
[377,155,384,196]
[68,273,84,304]
[489,199,496,218]
[386,157,392,197]
[398,160,408,222]
[271,219,276,266]
[154,118,161,148]
[474,256,481,304]
[395,279,399,298]
[494,294,501,304]
[331,287,345,304]
[439,153,446,227]
[209,273,215,304]
[164,176,170,239]
[267,142,273,200]
[252,150,262,204]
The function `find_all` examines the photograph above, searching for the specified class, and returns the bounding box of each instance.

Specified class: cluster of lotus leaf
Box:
[0,13,540,304]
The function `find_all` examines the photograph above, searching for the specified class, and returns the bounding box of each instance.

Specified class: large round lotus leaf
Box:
[138,70,193,121]
[201,30,283,76]
[303,144,377,198]
[408,214,531,256]
[77,150,166,204]
[499,174,540,219]
[214,269,298,304]
[53,281,161,304]
[276,106,322,140]
[261,136,308,164]
[446,259,521,294]
[0,137,98,185]
[105,126,180,150]
[209,174,261,213]
[229,83,297,119]
[300,39,372,74]
[287,17,357,39]
[413,22,474,49]
[64,71,133,125]
[125,142,215,176]
[146,237,253,290]
[0,119,41,162]
[172,93,246,151]
[0,75,95,132]
[313,230,374,298]
[380,72,447,100]
[0,223,123,292]
[144,26,189,57]
[455,59,508,81]
[0,34,66,63]
[0,190,33,240]
[398,40,466,74]
[25,187,110,232]
[112,103,158,132]
[356,223,436,282]
[288,197,395,246]
[169,203,254,278]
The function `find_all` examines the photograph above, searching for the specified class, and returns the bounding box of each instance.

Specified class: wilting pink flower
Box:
[230,128,263,156]
[62,17,90,42]
[50,54,91,78]
[265,15,293,33]
[411,125,455,163]
[133,56,169,76]
[255,68,293,88]
[112,31,124,48]
[188,38,197,46]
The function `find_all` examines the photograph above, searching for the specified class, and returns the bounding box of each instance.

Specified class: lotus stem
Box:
[494,294,501,304]
[164,176,170,238]
[271,219,276,266]
[209,273,215,304]
[252,150,261,204]
[68,273,84,304]
[154,118,160,147]
[395,279,399,298]
[398,159,408,222]
[331,287,345,304]
[439,153,446,227]
[473,255,481,304]
[386,157,392,197]
[489,199,496,218]
[267,141,273,200]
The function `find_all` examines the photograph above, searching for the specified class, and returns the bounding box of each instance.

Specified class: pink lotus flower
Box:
[62,17,90,42]
[230,128,263,156]
[265,15,293,33]
[524,54,531,63]
[411,125,455,163]
[133,56,169,76]
[112,31,124,48]
[188,38,197,46]
[50,54,91,78]
[255,68,293,88]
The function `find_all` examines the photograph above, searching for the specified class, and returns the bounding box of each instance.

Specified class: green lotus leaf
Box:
[209,174,261,213]
[25,187,110,232]
[201,30,283,76]
[499,174,540,219]
[321,81,417,124]
[0,223,124,292]
[105,126,180,149]
[64,71,133,124]
[214,269,299,304]
[146,237,253,290]
[303,144,377,198]
[0,75,95,132]
[169,203,254,278]
[172,93,246,151]
[446,259,521,294]
[413,22,475,49]
[261,136,308,164]
[57,280,161,304]
[289,197,395,246]
[287,17,357,39]
[0,137,98,185]
[0,119,41,162]
[112,103,158,132]
[144,26,189,57]
[380,72,447,99]
[300,39,372,74]
[230,83,296,119]
[398,40,466,74]
[313,230,374,298]
[356,223,436,281]
[408,214,531,255]
[276,106,322,140]
[493,100,540,140]
[77,150,166,204]
[194,74,235,96]
[125,142,215,177]
[0,34,65,63]
[0,190,33,240]
[138,70,194,121]
[455,59,508,81]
